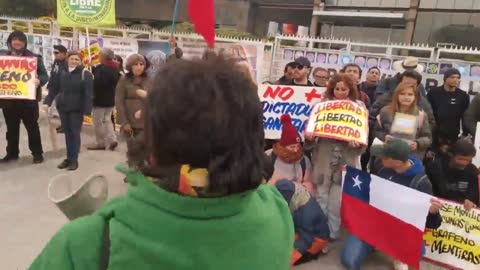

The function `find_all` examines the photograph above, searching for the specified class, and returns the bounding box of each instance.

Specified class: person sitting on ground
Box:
[426,140,479,210]
[370,70,435,131]
[266,114,314,193]
[374,82,432,161]
[29,52,294,270]
[341,139,442,270]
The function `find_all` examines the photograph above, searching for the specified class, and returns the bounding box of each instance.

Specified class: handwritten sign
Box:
[0,56,37,100]
[305,100,368,145]
[258,84,325,139]
[79,43,101,67]
[423,200,480,270]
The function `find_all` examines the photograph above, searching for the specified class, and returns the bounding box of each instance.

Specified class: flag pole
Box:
[85,26,92,71]
[168,0,180,52]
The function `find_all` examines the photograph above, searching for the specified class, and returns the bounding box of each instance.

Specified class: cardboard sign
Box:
[79,43,101,67]
[258,84,325,139]
[423,200,480,270]
[305,100,368,145]
[0,56,37,100]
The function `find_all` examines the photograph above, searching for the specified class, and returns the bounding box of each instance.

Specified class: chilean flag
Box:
[188,0,215,48]
[341,167,431,268]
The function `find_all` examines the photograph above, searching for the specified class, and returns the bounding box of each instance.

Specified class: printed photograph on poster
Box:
[354,56,366,68]
[367,57,379,68]
[316,53,326,64]
[470,65,480,77]
[418,62,427,73]
[283,49,293,61]
[454,64,470,76]
[294,50,304,59]
[306,51,315,63]
[328,53,339,64]
[379,58,392,70]
[439,63,453,74]
[137,40,169,78]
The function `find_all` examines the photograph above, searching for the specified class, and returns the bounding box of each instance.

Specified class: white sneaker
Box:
[393,260,409,270]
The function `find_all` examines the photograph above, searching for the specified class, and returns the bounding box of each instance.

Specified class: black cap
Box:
[371,139,411,162]
[294,56,311,68]
[53,45,67,54]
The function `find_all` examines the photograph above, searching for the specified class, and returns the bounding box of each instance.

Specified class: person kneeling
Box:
[340,140,442,270]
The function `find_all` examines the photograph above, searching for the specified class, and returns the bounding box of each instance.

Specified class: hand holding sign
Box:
[464,199,477,211]
[305,100,369,145]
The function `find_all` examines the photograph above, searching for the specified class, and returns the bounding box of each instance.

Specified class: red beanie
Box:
[279,114,301,146]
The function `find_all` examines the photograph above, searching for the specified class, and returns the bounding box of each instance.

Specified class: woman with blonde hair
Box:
[374,82,432,159]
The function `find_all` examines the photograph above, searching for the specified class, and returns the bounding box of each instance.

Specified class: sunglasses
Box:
[293,65,304,70]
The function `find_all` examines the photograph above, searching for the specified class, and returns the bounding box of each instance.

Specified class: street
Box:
[0,115,444,270]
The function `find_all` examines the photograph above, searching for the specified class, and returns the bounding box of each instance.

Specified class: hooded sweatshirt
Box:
[377,156,442,229]
[29,166,294,270]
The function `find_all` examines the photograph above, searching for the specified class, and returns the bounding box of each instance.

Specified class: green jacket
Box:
[30,167,294,270]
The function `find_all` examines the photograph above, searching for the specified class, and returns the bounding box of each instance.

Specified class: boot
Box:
[57,159,70,169]
[67,160,79,171]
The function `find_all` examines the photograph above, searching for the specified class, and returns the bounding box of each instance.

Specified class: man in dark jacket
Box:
[463,93,480,139]
[427,68,469,149]
[48,45,68,133]
[341,139,442,270]
[0,30,49,164]
[275,62,296,85]
[87,48,120,151]
[426,140,479,210]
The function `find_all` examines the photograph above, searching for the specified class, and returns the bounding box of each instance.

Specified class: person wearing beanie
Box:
[265,114,314,193]
[87,47,120,151]
[427,67,469,151]
[0,30,49,164]
[274,179,330,266]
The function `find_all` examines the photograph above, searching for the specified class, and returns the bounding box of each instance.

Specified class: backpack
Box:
[270,152,307,180]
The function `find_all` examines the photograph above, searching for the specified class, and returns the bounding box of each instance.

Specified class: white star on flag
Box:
[352,175,362,190]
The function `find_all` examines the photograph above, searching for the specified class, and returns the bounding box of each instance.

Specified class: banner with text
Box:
[79,42,101,67]
[281,48,480,94]
[423,200,480,270]
[259,84,325,139]
[305,100,368,145]
[0,56,37,100]
[57,0,116,27]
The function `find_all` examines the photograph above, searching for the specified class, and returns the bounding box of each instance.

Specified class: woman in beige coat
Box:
[305,74,366,240]
[115,54,149,138]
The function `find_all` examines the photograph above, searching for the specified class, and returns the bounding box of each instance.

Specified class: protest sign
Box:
[423,200,480,270]
[0,56,37,100]
[79,43,101,67]
[57,0,116,27]
[259,84,325,139]
[305,100,368,145]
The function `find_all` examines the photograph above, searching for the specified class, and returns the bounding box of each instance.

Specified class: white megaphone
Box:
[48,173,108,220]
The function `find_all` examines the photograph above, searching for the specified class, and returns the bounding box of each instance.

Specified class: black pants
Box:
[3,102,43,157]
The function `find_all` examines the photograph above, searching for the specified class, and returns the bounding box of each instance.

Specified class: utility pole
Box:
[404,0,420,44]
[310,0,324,37]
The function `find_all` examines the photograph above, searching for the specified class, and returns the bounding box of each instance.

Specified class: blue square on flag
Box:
[343,166,371,203]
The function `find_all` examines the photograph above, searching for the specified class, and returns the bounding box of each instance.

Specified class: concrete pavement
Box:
[0,115,444,269]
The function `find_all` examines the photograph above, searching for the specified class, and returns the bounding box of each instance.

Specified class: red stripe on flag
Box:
[188,0,215,48]
[341,193,424,268]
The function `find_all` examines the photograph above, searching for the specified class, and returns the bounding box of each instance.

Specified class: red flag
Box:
[188,0,215,48]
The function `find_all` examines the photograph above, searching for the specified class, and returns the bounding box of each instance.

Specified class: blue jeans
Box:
[340,235,375,270]
[341,234,427,269]
[59,112,83,162]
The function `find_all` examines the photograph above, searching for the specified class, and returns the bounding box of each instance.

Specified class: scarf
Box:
[272,143,304,164]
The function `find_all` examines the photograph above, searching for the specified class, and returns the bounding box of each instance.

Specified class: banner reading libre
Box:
[0,56,37,100]
[305,100,368,145]
[258,84,325,139]
[423,200,480,270]
[57,0,116,27]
